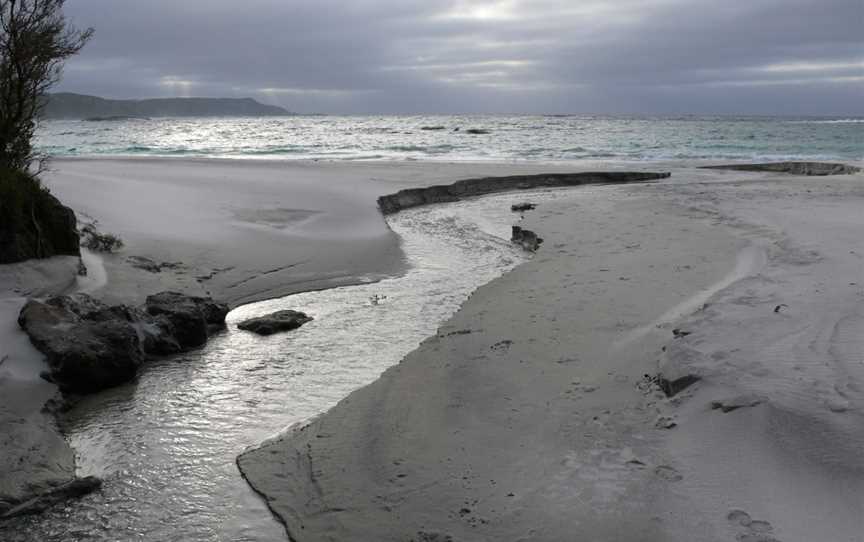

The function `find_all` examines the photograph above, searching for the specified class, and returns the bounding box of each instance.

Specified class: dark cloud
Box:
[57,0,864,114]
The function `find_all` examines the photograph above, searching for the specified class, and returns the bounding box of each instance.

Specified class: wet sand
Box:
[3,158,862,541]
[43,157,655,307]
[238,164,864,542]
[0,157,667,521]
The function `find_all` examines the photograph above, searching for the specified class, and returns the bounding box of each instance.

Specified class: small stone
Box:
[238,310,313,336]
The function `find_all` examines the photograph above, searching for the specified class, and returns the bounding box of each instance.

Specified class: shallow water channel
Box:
[1,191,564,541]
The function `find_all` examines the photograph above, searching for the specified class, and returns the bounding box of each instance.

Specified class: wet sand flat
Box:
[43,157,644,307]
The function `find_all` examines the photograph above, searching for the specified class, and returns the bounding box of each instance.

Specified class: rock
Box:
[18,296,143,393]
[0,476,101,519]
[710,394,764,413]
[145,291,229,348]
[511,202,536,212]
[19,292,229,394]
[465,128,490,135]
[656,373,701,398]
[238,310,313,336]
[655,415,678,429]
[376,171,671,215]
[511,226,543,252]
[420,125,446,131]
[126,255,183,273]
[701,161,861,176]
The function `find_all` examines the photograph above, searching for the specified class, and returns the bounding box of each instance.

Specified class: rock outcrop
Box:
[145,291,229,348]
[237,310,313,336]
[701,162,861,176]
[511,202,536,212]
[511,226,543,252]
[377,171,671,215]
[18,292,229,394]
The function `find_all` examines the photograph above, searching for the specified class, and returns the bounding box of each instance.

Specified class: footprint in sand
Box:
[654,465,683,482]
[727,509,781,542]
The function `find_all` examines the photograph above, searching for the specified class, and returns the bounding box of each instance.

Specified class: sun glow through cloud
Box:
[55,0,864,115]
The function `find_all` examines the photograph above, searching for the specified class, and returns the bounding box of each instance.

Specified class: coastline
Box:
[237,162,864,541]
[2,157,862,541]
[41,157,677,307]
[0,157,672,525]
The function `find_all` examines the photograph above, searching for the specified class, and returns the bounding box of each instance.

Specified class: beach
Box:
[1,157,862,541]
[237,161,864,541]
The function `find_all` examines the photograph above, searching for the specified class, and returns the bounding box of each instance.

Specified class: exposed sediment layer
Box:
[701,161,861,175]
[376,171,671,214]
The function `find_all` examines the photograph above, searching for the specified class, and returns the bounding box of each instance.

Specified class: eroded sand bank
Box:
[238,165,864,542]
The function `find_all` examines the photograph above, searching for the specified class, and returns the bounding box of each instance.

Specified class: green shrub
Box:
[0,168,80,263]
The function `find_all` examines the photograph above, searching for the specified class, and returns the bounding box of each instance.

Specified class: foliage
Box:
[0,0,92,171]
[0,167,79,262]
[80,222,123,253]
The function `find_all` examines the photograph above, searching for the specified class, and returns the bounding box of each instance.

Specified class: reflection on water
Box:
[0,192,563,541]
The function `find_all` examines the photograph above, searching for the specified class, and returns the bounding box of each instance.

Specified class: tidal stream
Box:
[0,191,563,541]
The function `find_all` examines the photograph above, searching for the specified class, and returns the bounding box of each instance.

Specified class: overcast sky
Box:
[57,0,863,115]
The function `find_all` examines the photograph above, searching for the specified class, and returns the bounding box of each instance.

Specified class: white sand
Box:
[238,163,864,542]
[3,157,862,542]
[44,157,633,307]
[0,257,81,506]
[0,157,668,514]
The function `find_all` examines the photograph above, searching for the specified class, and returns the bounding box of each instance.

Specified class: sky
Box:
[56,0,863,115]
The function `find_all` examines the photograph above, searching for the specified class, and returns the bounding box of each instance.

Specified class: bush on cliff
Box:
[0,168,79,263]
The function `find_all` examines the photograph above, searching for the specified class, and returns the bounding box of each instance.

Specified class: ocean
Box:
[36,115,864,162]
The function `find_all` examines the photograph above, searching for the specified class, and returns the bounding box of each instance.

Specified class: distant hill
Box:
[43,93,293,119]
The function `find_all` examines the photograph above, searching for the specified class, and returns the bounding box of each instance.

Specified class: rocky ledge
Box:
[237,310,313,336]
[701,161,861,176]
[377,171,671,215]
[18,291,229,394]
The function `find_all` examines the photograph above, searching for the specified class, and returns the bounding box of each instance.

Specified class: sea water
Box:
[36,115,863,162]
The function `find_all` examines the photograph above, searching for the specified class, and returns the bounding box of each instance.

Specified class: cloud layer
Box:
[58,0,864,114]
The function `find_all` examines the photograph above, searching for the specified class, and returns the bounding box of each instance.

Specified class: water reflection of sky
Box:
[1,189,571,542]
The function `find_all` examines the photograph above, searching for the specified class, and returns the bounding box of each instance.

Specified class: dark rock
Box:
[420,125,446,131]
[710,394,764,413]
[656,374,701,398]
[45,293,111,318]
[18,297,143,393]
[465,128,490,135]
[19,292,229,394]
[127,255,183,273]
[511,226,543,252]
[145,291,229,348]
[0,476,102,519]
[701,161,861,176]
[377,171,671,215]
[238,310,313,336]
[511,202,536,212]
